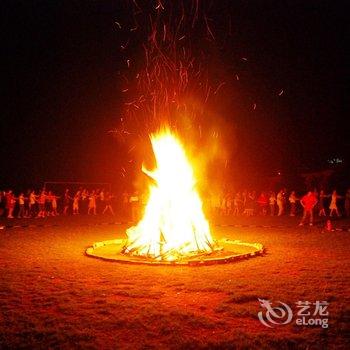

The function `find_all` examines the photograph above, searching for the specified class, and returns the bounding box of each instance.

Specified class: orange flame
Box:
[124,129,214,261]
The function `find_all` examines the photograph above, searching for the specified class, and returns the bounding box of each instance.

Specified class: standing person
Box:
[243,191,255,216]
[241,190,247,214]
[269,192,277,216]
[288,191,298,216]
[95,189,100,214]
[81,189,88,214]
[233,192,242,216]
[37,190,46,218]
[24,190,30,218]
[51,192,59,216]
[88,191,97,215]
[29,190,37,217]
[318,190,328,217]
[277,190,284,216]
[102,192,115,215]
[99,189,105,214]
[46,191,53,216]
[299,191,318,226]
[282,188,287,213]
[6,190,16,218]
[63,189,71,215]
[329,190,341,217]
[344,189,350,217]
[72,192,80,215]
[257,192,268,216]
[17,193,25,218]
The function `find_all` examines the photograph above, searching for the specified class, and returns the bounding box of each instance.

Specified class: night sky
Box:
[2,0,348,190]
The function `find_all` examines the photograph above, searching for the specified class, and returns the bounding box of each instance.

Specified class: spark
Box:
[125,100,137,106]
[214,82,226,95]
[114,1,227,141]
[163,24,167,42]
[155,0,164,10]
[132,0,141,12]
[204,15,215,40]
[120,40,129,50]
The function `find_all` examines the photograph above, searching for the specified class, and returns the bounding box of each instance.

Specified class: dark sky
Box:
[1,0,348,189]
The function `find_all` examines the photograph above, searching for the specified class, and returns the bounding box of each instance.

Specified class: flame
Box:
[123,129,214,261]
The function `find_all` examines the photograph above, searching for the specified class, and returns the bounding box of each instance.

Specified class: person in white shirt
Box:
[17,193,25,218]
[29,190,37,217]
[329,190,341,217]
[277,190,284,216]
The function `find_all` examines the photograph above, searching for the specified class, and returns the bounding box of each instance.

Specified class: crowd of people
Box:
[210,188,350,225]
[1,187,350,226]
[0,189,117,219]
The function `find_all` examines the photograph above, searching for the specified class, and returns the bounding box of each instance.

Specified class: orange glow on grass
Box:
[123,129,214,261]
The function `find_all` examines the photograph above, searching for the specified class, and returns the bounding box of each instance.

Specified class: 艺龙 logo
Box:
[258,299,329,328]
[258,299,293,328]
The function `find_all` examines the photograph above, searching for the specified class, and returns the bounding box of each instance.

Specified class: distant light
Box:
[277,172,281,176]
[327,158,343,165]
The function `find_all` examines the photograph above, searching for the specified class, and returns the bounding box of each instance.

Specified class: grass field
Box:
[0,215,349,349]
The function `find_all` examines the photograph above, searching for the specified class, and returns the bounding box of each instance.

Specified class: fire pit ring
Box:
[85,238,265,266]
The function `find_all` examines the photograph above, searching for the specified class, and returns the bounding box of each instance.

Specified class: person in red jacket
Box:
[299,191,318,226]
[257,192,268,215]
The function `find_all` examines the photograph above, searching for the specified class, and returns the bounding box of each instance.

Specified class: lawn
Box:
[0,215,349,349]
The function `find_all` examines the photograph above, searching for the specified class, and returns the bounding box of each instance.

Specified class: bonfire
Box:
[86,1,264,266]
[122,129,215,261]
